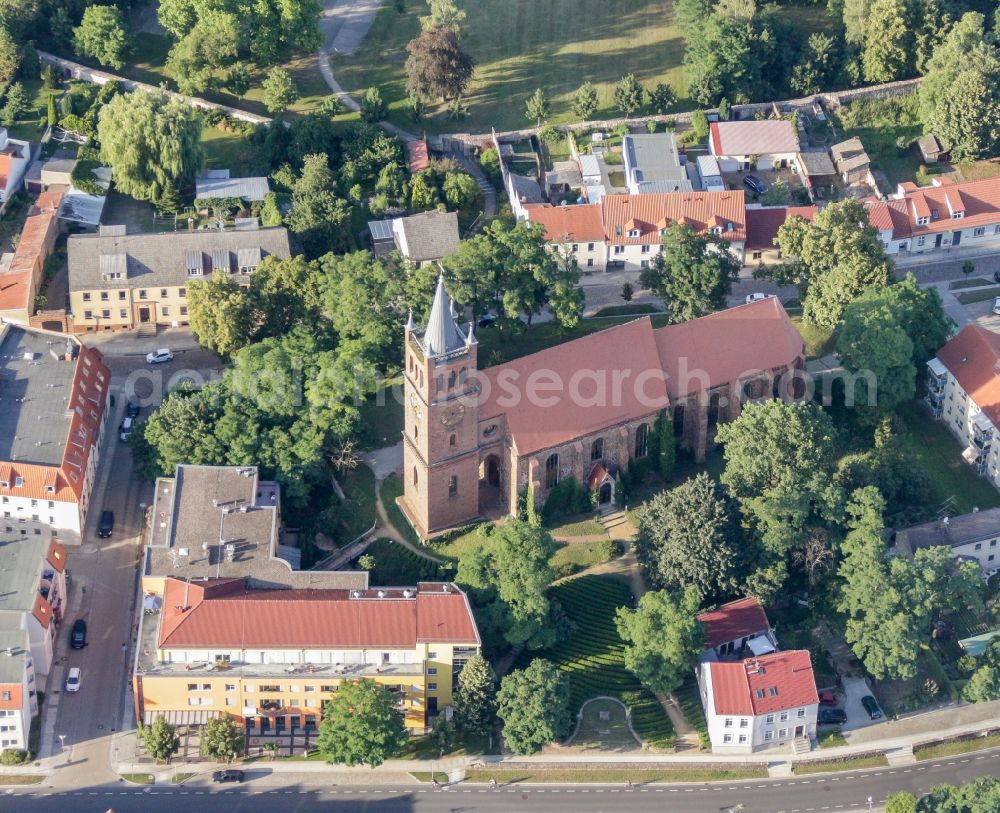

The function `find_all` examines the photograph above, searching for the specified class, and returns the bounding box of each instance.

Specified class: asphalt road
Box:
[7,747,1000,813]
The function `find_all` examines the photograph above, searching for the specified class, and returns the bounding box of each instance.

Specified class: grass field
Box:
[520,574,676,749]
[550,539,618,578]
[336,464,378,542]
[832,96,923,191]
[569,697,640,750]
[379,474,421,545]
[949,278,995,290]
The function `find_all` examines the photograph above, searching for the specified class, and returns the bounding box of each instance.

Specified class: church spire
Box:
[422,275,465,356]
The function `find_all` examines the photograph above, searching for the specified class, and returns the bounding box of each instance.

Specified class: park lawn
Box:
[4,78,54,145]
[832,95,923,191]
[331,0,686,134]
[548,515,605,537]
[352,538,447,585]
[896,401,1000,515]
[550,539,618,578]
[791,754,889,775]
[517,574,676,749]
[200,124,267,177]
[790,315,837,360]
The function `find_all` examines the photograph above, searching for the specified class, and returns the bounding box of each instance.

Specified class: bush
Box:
[0,748,27,765]
[538,124,562,144]
[542,476,591,521]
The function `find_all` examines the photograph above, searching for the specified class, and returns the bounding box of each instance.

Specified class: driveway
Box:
[840,675,882,732]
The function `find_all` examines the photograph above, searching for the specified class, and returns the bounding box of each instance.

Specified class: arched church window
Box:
[545,454,559,489]
[635,424,649,458]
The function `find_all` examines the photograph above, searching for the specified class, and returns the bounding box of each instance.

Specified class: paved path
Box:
[320,0,383,54]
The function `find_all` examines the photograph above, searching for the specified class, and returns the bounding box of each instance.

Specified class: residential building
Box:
[709,121,800,172]
[698,649,818,753]
[392,211,461,266]
[0,189,64,324]
[0,324,110,545]
[893,509,1000,579]
[830,138,872,186]
[133,577,480,735]
[195,172,270,203]
[602,191,746,270]
[66,225,291,332]
[0,537,68,751]
[0,128,31,206]
[925,325,1000,492]
[744,205,817,265]
[697,597,776,660]
[622,133,691,194]
[522,203,607,271]
[867,178,1000,256]
[399,278,804,537]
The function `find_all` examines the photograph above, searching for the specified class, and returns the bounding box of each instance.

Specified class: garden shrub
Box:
[542,476,591,521]
[0,748,27,765]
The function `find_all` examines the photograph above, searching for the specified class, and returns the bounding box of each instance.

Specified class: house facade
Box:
[67,225,291,332]
[133,578,480,736]
[925,325,1000,494]
[709,121,800,172]
[522,203,608,272]
[0,325,110,545]
[867,178,1000,256]
[0,189,64,324]
[893,509,1000,580]
[399,278,805,537]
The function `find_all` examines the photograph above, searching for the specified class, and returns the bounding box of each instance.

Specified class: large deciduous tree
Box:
[200,714,244,761]
[639,223,741,323]
[166,11,240,95]
[97,92,203,206]
[405,25,474,102]
[497,659,571,755]
[285,153,350,257]
[139,717,179,763]
[316,679,408,767]
[419,0,466,34]
[615,587,704,694]
[187,272,256,358]
[861,0,911,82]
[73,5,128,70]
[634,473,740,602]
[772,199,894,329]
[262,67,300,113]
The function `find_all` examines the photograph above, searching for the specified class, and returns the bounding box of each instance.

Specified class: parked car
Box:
[478,312,497,328]
[819,708,847,725]
[119,416,134,442]
[212,770,245,783]
[743,174,767,195]
[818,691,838,706]
[70,619,87,649]
[65,667,82,693]
[861,695,883,720]
[97,510,114,539]
[145,348,173,365]
[126,401,141,418]
[993,271,1000,284]
[745,292,770,305]
[992,297,1000,316]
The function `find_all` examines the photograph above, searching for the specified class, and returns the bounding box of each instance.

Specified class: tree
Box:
[46,94,57,127]
[419,0,465,34]
[0,82,27,126]
[262,67,299,113]
[453,654,497,739]
[249,254,324,340]
[286,153,351,257]
[98,92,204,205]
[917,13,992,130]
[613,73,644,118]
[615,587,704,694]
[885,792,917,813]
[0,27,18,84]
[842,0,871,45]
[360,87,386,122]
[316,679,408,767]
[572,81,599,120]
[638,223,741,323]
[443,171,480,209]
[525,88,548,125]
[166,11,240,95]
[635,473,740,601]
[456,520,557,649]
[620,282,634,302]
[862,0,911,82]
[139,718,179,763]
[648,82,677,114]
[836,295,916,422]
[405,25,474,102]
[929,47,1000,162]
[260,192,282,227]
[772,199,894,329]
[496,659,571,754]
[691,109,709,141]
[428,715,459,757]
[200,714,244,761]
[790,33,838,96]
[186,273,255,357]
[73,5,127,70]
[226,62,252,98]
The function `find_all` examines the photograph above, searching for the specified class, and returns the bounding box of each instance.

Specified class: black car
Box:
[478,313,497,329]
[993,271,1000,284]
[818,707,847,725]
[97,510,114,539]
[743,174,767,195]
[126,401,141,418]
[212,770,245,783]
[70,619,87,649]
[861,695,883,720]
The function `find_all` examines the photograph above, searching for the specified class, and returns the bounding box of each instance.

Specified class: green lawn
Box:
[548,515,606,537]
[517,574,676,749]
[915,733,1000,761]
[380,474,421,545]
[550,539,618,578]
[336,464,378,543]
[674,676,710,750]
[358,376,404,450]
[0,775,44,785]
[570,697,640,749]
[353,538,447,585]
[456,766,766,783]
[956,286,1000,305]
[790,316,837,360]
[832,95,923,191]
[591,304,661,317]
[896,401,1000,514]
[4,78,54,145]
[200,125,266,177]
[949,278,995,291]
[791,754,889,775]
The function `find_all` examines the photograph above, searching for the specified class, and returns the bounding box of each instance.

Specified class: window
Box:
[756,688,765,699]
[975,542,982,550]
[724,718,733,728]
[797,708,806,718]
[588,243,595,250]
[640,260,649,269]
[225,698,236,706]
[739,718,748,728]
[162,307,169,316]
[769,687,778,697]
[779,711,788,721]
[448,475,458,497]
[82,293,91,302]
[120,310,126,318]
[635,424,649,458]
[738,734,748,744]
[764,730,773,741]
[118,291,126,300]
[765,714,774,725]
[545,454,559,488]
[30,500,37,507]
[587,259,594,267]
[571,244,578,252]
[14,477,22,488]
[752,251,762,260]
[179,287,187,297]
[723,734,733,743]
[778,728,788,739]
[428,682,437,690]
[641,244,650,253]
[974,227,986,237]
[427,667,437,676]
[139,290,148,299]
[161,289,168,297]
[449,433,456,448]
[428,652,437,659]
[180,306,188,316]
[225,684,236,691]
[628,229,639,238]
[100,292,109,301]
[591,438,604,461]
[413,467,418,486]
[320,685,336,693]
[84,310,93,320]
[0,692,8,701]
[101,310,110,319]
[613,245,624,254]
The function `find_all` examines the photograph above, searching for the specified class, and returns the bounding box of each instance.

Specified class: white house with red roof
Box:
[696,596,818,753]
[0,324,111,545]
[866,177,1000,256]
[709,121,800,173]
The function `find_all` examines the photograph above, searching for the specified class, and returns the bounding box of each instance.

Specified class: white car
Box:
[745,292,771,305]
[119,416,134,442]
[65,667,81,693]
[146,348,173,365]
[993,297,1000,316]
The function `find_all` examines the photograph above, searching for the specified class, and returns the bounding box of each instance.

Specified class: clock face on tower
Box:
[408,392,423,420]
[440,403,466,427]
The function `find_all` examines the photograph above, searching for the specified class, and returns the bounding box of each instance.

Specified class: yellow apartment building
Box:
[66,224,291,333]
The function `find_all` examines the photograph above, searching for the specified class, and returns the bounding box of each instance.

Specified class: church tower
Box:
[400,276,481,537]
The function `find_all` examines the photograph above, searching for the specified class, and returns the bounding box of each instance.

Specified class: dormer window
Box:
[186,249,203,276]
[916,216,929,226]
[931,209,939,220]
[627,229,639,238]
[952,210,963,220]
[0,481,8,489]
[14,477,23,488]
[46,485,55,493]
[614,225,622,236]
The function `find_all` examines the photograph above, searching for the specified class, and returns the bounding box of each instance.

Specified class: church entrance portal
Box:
[598,482,613,505]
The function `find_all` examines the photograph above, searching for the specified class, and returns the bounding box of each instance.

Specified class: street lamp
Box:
[57,734,66,763]
[868,796,873,811]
